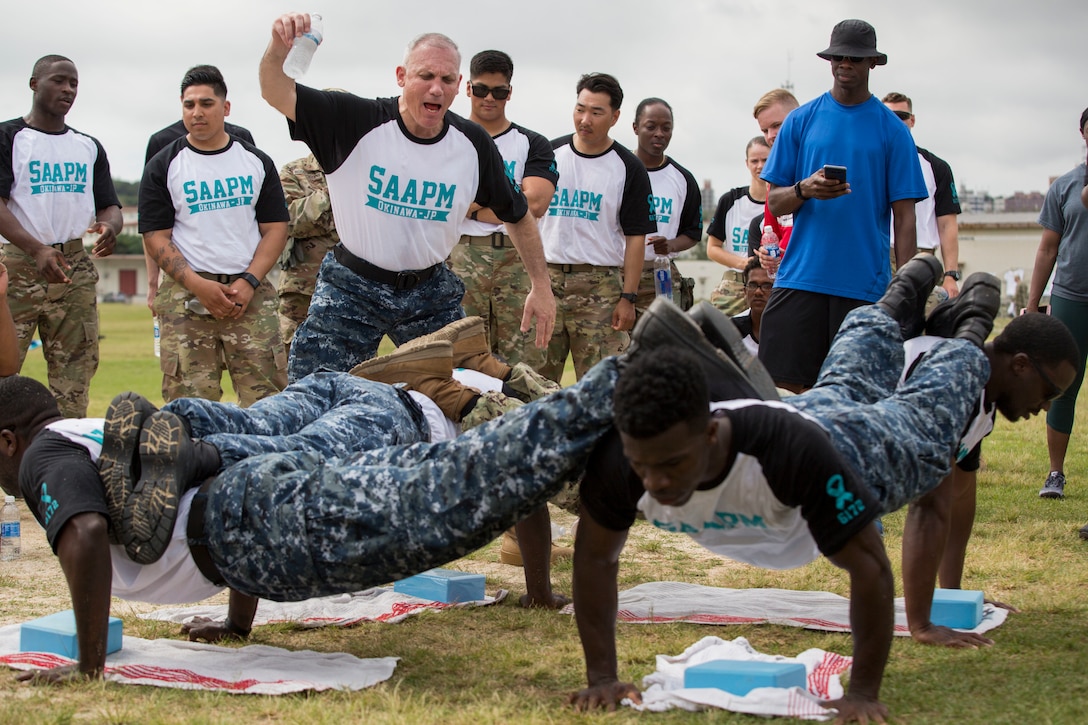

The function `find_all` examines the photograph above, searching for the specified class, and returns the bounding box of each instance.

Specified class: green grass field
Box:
[5,304,1088,723]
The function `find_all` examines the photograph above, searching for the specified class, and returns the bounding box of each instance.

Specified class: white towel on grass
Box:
[629,635,846,719]
[0,624,396,694]
[142,587,507,628]
[562,582,1007,636]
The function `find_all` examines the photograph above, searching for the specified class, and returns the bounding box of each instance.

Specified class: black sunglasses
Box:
[830,55,865,63]
[470,83,510,100]
[1028,356,1064,402]
[892,110,913,121]
[745,282,774,292]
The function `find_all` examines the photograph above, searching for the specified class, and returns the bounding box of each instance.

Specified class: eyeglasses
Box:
[830,55,865,63]
[892,110,913,121]
[470,83,510,100]
[745,282,774,293]
[1028,356,1064,402]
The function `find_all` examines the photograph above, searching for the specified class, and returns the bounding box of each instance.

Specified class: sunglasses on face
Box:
[470,83,510,100]
[830,55,865,63]
[745,282,774,292]
[892,110,913,121]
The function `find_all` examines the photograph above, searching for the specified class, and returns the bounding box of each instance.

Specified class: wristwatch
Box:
[944,270,961,282]
[469,209,480,221]
[240,272,261,289]
[619,292,638,304]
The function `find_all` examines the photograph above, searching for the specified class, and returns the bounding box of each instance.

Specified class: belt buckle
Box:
[394,270,420,291]
[490,232,506,249]
[561,264,574,274]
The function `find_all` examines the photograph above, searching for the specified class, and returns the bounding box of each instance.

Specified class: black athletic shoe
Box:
[124,410,219,564]
[630,297,759,399]
[877,253,943,340]
[687,301,779,401]
[99,392,158,545]
[925,272,1001,348]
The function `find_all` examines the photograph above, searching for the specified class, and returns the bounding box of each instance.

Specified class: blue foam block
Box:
[393,568,486,603]
[20,609,122,659]
[683,659,807,695]
[930,588,984,629]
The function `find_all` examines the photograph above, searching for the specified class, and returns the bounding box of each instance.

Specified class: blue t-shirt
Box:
[1039,163,1088,302]
[762,93,927,302]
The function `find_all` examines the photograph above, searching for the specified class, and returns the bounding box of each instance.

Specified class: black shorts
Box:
[757,288,867,389]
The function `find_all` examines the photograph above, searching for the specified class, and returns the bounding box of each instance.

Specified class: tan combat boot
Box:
[402,317,513,381]
[349,341,481,422]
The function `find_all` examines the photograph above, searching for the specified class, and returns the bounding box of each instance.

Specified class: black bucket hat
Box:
[817,19,887,65]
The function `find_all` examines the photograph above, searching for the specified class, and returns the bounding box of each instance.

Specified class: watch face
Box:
[945,271,961,281]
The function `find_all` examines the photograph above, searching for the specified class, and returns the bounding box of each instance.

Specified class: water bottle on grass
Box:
[1,496,20,561]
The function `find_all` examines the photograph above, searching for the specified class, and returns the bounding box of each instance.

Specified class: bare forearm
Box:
[506,213,550,290]
[891,199,918,268]
[706,237,748,269]
[1028,230,1060,308]
[0,199,47,254]
[247,222,290,281]
[56,514,113,677]
[936,215,959,269]
[902,484,953,633]
[143,230,196,289]
[621,235,644,294]
[767,183,803,217]
[259,39,297,120]
[0,294,18,375]
[96,206,123,236]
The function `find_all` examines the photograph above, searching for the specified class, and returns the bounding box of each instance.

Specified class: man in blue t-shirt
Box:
[759,19,926,392]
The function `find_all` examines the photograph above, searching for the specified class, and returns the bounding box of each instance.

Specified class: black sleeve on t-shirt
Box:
[675,161,704,241]
[236,140,291,224]
[724,403,881,556]
[746,214,764,257]
[137,138,186,233]
[447,114,528,224]
[88,135,121,212]
[18,431,109,553]
[579,427,644,531]
[956,440,982,472]
[706,186,748,241]
[288,85,393,175]
[614,144,657,237]
[517,124,560,186]
[918,147,961,217]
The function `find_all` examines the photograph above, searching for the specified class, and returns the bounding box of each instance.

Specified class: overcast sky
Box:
[5,0,1086,199]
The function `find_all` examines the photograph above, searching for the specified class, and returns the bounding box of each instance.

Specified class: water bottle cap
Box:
[4,495,13,503]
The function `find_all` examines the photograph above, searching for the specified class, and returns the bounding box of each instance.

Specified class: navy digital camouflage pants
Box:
[198,356,620,602]
[162,372,429,469]
[288,251,465,382]
[789,305,990,514]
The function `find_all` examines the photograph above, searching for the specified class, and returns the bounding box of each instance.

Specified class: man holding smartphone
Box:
[759,19,926,392]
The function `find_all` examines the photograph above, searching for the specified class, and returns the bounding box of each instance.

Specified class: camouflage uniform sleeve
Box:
[280,157,338,241]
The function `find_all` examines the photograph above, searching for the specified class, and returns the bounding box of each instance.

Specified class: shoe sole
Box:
[1039,490,1065,499]
[688,302,779,401]
[124,411,187,565]
[926,273,1001,337]
[99,393,157,545]
[631,298,758,399]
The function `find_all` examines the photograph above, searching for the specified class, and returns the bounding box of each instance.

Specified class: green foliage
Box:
[114,234,144,256]
[113,178,140,208]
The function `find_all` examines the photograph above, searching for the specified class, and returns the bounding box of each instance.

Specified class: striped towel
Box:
[0,624,396,694]
[562,581,1007,636]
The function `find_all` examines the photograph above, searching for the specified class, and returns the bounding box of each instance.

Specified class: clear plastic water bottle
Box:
[760,224,782,280]
[1,496,20,561]
[282,14,324,80]
[653,254,673,299]
[153,317,161,358]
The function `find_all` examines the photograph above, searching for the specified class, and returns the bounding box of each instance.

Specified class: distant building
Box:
[1003,190,1045,213]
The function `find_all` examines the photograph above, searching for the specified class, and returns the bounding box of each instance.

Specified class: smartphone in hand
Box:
[823,164,847,183]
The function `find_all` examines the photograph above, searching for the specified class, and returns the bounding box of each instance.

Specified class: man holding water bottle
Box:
[258,13,555,382]
[757,19,926,393]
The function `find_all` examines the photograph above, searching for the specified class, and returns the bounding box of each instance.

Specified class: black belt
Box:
[460,232,513,248]
[196,271,245,285]
[333,244,440,291]
[187,480,226,587]
[50,239,84,255]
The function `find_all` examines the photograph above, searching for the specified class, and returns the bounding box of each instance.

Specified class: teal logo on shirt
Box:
[183,176,254,214]
[651,195,674,224]
[827,474,865,524]
[28,160,87,194]
[548,187,601,221]
[40,482,59,526]
[652,510,767,534]
[366,165,455,222]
